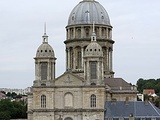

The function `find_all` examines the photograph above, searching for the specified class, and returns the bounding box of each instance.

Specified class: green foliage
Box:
[155,97,160,108]
[136,78,160,94]
[136,78,160,108]
[0,99,27,119]
[0,111,10,120]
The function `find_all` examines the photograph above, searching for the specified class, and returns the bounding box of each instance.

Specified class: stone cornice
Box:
[31,108,104,112]
[32,85,105,89]
[64,38,114,44]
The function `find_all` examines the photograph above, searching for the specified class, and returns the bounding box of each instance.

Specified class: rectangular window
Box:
[41,95,46,108]
[90,62,97,79]
[41,62,48,80]
[91,94,96,107]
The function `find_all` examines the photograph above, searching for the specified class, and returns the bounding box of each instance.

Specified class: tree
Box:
[6,92,11,98]
[136,78,145,93]
[0,111,10,120]
[0,99,27,119]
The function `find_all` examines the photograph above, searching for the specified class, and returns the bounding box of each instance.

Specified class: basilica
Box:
[27,0,160,120]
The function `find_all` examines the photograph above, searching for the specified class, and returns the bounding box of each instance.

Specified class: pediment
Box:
[55,72,84,86]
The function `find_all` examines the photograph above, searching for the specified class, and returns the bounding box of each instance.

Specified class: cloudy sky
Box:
[0,0,160,89]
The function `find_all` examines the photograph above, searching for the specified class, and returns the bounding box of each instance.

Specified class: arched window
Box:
[77,28,81,38]
[64,93,73,107]
[76,47,81,69]
[41,95,46,108]
[70,29,74,39]
[102,28,106,38]
[85,28,89,38]
[90,94,96,107]
[64,117,73,120]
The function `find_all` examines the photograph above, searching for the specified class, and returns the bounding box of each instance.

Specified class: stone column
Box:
[81,26,84,38]
[106,28,108,39]
[110,29,112,39]
[109,48,113,71]
[35,61,38,80]
[68,28,70,39]
[53,62,55,80]
[101,59,104,81]
[48,61,51,80]
[66,29,68,39]
[73,47,76,70]
[65,48,68,70]
[97,61,100,85]
[73,27,76,39]
[99,27,102,38]
[106,48,109,71]
[87,60,90,84]
[68,48,70,70]
[81,47,84,69]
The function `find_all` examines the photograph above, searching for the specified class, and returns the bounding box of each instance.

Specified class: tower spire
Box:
[42,23,48,43]
[91,22,96,42]
[93,21,95,33]
[44,22,47,34]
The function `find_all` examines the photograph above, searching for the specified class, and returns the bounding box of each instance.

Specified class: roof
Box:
[104,78,133,90]
[143,89,155,95]
[84,41,103,57]
[36,33,55,58]
[68,0,110,26]
[105,101,160,119]
[0,92,6,98]
[36,42,55,58]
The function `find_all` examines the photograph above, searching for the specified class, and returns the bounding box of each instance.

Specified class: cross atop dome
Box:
[83,0,95,1]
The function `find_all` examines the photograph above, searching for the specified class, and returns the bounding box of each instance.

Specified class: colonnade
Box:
[66,26,112,40]
[66,46,113,77]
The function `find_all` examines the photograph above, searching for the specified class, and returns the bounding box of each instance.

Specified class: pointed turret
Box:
[83,23,104,85]
[34,24,56,86]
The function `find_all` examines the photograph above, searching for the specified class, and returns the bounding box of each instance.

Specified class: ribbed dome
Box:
[36,42,55,58]
[68,0,110,25]
[85,41,103,57]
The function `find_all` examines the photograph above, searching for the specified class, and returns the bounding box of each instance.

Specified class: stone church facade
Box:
[27,0,137,120]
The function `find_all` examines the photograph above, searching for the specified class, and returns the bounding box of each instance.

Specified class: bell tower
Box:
[33,26,56,87]
[84,24,104,85]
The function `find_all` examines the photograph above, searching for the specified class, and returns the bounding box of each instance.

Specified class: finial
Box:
[93,21,95,33]
[44,22,47,34]
[42,23,48,43]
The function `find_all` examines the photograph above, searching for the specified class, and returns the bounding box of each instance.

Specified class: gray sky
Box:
[0,0,160,89]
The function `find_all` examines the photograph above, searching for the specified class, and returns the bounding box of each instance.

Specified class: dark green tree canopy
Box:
[136,78,160,94]
[0,99,27,119]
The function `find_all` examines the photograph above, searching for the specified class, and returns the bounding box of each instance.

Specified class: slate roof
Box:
[105,101,160,119]
[104,78,136,91]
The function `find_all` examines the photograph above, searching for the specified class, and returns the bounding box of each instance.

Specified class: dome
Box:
[68,0,110,26]
[36,42,55,58]
[85,41,103,57]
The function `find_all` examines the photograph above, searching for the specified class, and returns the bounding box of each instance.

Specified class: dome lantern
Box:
[36,25,55,58]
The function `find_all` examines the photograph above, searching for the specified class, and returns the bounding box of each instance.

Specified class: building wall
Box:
[112,93,137,101]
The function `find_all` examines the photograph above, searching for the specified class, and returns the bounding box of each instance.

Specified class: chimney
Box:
[125,97,129,104]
